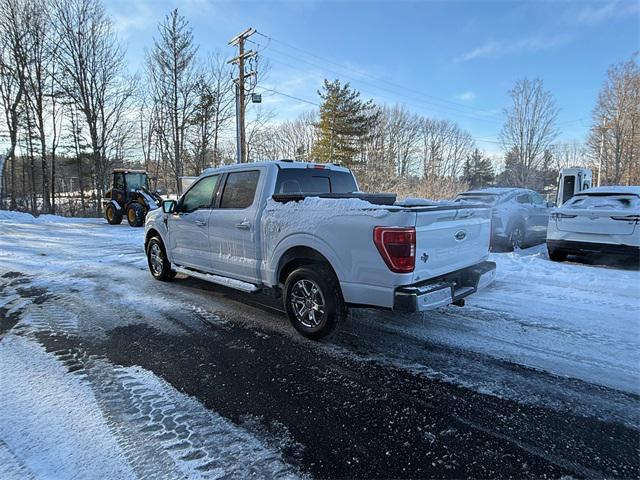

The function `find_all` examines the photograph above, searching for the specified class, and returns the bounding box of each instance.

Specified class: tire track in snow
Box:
[1,278,301,479]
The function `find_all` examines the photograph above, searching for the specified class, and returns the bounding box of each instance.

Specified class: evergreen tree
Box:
[312,79,377,167]
[462,148,495,188]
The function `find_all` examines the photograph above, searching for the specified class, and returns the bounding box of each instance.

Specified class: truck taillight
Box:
[373,227,416,273]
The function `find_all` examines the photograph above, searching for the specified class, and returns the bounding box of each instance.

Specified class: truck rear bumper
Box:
[393,261,496,313]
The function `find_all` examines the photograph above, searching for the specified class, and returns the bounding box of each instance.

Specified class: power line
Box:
[252,31,587,130]
[255,86,319,106]
[257,47,505,124]
[253,31,505,117]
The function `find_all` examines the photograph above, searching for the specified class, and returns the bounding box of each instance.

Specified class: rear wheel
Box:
[283,265,346,340]
[146,237,175,281]
[105,203,123,225]
[127,203,145,227]
[548,248,567,262]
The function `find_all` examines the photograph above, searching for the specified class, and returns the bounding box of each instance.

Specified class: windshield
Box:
[125,173,149,191]
[455,194,498,205]
[565,194,640,210]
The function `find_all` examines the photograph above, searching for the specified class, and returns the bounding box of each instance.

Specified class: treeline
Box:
[0,0,638,217]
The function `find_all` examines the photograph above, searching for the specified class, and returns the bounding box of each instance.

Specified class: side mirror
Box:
[162,199,177,214]
[546,201,556,208]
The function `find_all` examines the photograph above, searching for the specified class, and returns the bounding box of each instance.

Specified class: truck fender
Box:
[107,199,122,210]
[268,233,346,286]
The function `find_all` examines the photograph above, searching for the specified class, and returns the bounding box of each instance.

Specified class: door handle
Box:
[195,220,207,226]
[235,221,251,229]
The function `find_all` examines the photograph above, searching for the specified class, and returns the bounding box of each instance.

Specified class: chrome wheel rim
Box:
[149,243,163,275]
[290,279,326,328]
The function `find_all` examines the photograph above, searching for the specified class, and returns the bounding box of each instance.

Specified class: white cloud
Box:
[456,91,476,101]
[454,34,573,63]
[572,0,638,25]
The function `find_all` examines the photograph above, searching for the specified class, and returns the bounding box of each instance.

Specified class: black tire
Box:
[548,248,567,262]
[105,203,123,225]
[146,237,175,281]
[127,203,145,227]
[507,222,526,251]
[283,265,346,340]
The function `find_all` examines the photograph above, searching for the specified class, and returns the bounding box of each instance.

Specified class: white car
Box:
[144,161,496,339]
[546,186,640,262]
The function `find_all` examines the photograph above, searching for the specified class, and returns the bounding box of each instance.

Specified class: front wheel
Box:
[127,203,145,227]
[283,265,346,340]
[146,237,175,281]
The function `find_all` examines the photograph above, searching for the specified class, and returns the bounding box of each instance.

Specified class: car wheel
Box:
[507,223,526,251]
[105,203,123,225]
[146,237,175,281]
[283,265,346,340]
[127,203,145,227]
[548,248,567,262]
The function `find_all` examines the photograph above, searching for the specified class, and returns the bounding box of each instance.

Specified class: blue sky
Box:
[107,0,639,154]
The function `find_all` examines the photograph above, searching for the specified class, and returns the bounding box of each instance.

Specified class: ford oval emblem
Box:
[455,230,467,241]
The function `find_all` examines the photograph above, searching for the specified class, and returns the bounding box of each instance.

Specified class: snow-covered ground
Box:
[0,210,639,477]
[357,244,640,394]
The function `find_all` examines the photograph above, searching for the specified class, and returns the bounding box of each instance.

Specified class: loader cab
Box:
[111,170,150,204]
[556,168,592,206]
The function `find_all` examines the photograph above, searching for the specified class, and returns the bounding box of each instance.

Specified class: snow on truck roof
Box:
[576,186,640,196]
[202,161,350,176]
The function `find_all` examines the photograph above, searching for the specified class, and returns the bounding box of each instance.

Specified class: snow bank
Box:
[0,209,99,224]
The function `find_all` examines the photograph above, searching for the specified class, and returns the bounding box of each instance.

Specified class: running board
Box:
[174,266,260,293]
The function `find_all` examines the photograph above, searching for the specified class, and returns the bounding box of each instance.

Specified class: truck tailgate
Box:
[411,206,491,282]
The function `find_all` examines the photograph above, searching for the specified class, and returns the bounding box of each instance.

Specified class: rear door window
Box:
[220,170,260,209]
[275,169,357,194]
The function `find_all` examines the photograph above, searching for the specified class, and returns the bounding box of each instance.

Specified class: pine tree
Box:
[463,148,495,188]
[312,79,377,167]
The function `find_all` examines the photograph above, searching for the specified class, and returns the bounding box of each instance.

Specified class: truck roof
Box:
[201,160,351,176]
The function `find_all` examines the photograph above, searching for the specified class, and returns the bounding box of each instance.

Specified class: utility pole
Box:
[228,28,257,163]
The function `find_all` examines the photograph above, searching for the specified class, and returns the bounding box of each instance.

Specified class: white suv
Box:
[546,186,640,261]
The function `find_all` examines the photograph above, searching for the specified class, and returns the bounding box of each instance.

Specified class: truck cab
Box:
[556,168,593,207]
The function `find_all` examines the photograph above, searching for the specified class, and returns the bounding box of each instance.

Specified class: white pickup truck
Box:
[144,161,496,339]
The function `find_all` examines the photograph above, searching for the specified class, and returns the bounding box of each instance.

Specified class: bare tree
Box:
[0,0,24,209]
[146,8,199,191]
[499,78,559,188]
[421,118,475,179]
[188,53,235,174]
[588,55,640,185]
[53,0,133,208]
